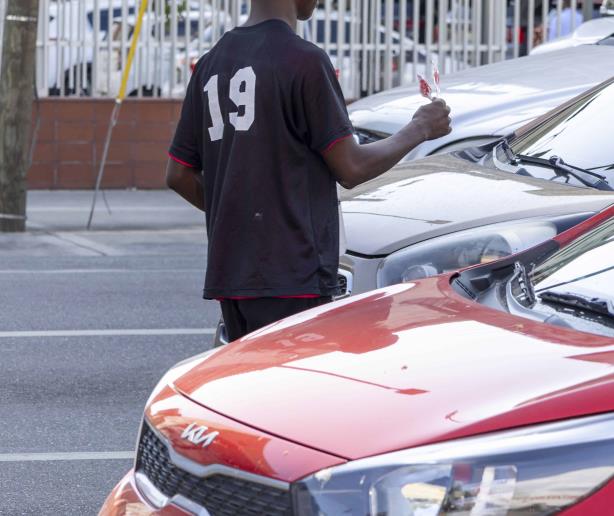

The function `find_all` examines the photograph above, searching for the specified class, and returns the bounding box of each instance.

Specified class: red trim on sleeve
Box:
[168,152,197,169]
[322,134,353,155]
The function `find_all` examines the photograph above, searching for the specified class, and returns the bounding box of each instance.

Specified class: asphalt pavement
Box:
[0,190,219,515]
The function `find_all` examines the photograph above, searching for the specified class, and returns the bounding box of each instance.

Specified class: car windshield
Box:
[527,216,614,335]
[508,81,614,182]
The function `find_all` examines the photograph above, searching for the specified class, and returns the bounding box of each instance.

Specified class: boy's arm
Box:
[323,99,452,190]
[166,159,206,212]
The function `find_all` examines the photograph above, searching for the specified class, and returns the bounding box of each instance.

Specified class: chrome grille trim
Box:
[142,417,290,491]
[135,471,212,516]
[335,268,354,299]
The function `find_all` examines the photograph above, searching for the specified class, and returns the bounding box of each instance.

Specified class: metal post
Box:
[87,0,149,230]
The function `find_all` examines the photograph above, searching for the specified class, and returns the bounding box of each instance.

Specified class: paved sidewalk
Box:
[0,190,206,258]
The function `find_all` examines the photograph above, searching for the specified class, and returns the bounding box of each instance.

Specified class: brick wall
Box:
[29,98,182,189]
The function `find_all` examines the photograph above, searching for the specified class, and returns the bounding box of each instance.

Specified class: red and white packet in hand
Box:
[418,57,441,100]
[417,74,433,100]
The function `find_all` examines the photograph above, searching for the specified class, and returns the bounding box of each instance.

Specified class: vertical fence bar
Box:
[487,0,494,64]
[145,0,153,94]
[527,0,535,54]
[42,0,50,96]
[541,0,548,45]
[157,0,164,97]
[68,0,76,93]
[425,0,433,79]
[170,0,177,97]
[59,0,65,96]
[463,0,470,68]
[213,0,221,42]
[135,3,142,97]
[368,0,375,94]
[474,0,482,66]
[106,0,112,96]
[437,0,445,73]
[361,0,368,94]
[92,0,100,97]
[412,0,419,82]
[374,0,382,92]
[450,0,457,73]
[349,0,358,97]
[80,0,87,94]
[383,0,393,90]
[338,0,347,92]
[399,0,407,87]
[198,0,205,57]
[571,0,577,31]
[324,0,331,56]
[500,0,507,62]
[556,0,562,39]
[513,0,520,58]
[121,0,128,95]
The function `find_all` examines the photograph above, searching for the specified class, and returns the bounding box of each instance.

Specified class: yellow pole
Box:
[117,0,150,102]
[87,0,149,229]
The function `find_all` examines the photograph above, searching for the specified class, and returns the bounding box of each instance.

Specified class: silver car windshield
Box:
[511,82,614,178]
[531,217,614,303]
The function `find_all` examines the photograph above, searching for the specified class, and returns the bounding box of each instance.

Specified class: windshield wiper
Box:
[539,291,614,319]
[513,154,613,191]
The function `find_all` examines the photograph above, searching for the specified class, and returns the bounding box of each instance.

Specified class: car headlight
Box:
[292,413,614,515]
[377,219,558,287]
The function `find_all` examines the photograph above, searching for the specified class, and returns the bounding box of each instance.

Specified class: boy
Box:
[166,0,452,341]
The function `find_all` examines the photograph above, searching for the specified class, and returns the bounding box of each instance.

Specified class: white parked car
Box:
[530,16,614,55]
[43,0,137,95]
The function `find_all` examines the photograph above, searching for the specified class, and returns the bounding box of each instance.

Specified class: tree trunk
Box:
[0,0,39,232]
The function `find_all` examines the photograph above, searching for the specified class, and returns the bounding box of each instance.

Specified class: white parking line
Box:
[0,451,134,462]
[0,269,202,274]
[0,328,216,338]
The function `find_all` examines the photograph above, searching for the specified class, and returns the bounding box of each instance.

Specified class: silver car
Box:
[349,45,614,161]
[340,77,614,295]
[215,77,614,346]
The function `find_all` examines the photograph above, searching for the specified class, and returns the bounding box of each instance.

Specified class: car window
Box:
[531,217,614,301]
[511,82,614,177]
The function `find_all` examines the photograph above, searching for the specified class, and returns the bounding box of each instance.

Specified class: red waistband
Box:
[217,294,321,301]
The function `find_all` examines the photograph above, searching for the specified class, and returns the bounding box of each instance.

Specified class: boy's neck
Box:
[243,3,297,31]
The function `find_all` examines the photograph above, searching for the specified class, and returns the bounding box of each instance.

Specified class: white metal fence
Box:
[35,0,604,100]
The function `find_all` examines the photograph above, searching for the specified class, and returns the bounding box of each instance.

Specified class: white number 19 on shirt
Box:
[203,66,256,142]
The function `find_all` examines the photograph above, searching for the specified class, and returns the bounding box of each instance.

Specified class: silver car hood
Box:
[341,154,614,256]
[349,46,614,143]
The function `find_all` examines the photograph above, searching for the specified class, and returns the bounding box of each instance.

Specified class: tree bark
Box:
[0,0,39,232]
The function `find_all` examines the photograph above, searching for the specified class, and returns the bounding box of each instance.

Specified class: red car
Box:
[101,205,614,516]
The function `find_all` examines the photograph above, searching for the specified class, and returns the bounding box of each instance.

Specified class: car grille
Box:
[136,422,292,516]
[334,269,353,299]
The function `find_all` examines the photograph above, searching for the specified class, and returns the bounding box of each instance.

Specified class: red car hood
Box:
[173,278,614,460]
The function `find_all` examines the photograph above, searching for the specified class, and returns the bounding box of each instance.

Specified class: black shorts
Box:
[220,297,332,342]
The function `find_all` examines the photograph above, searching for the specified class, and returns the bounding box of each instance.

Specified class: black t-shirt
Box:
[170,19,353,299]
